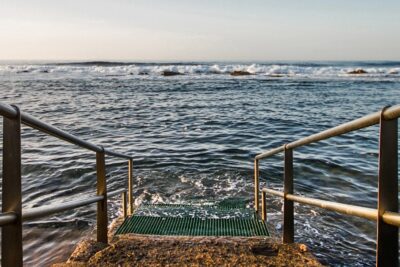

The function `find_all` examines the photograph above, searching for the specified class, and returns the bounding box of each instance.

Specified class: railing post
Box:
[96,148,108,244]
[283,145,294,243]
[121,191,127,218]
[261,190,267,221]
[128,158,134,215]
[254,158,259,212]
[2,105,23,267]
[376,108,398,267]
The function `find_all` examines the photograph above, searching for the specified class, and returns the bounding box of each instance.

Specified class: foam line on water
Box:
[0,62,399,80]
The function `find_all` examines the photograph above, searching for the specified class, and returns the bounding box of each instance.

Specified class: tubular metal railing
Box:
[254,105,400,267]
[0,102,134,267]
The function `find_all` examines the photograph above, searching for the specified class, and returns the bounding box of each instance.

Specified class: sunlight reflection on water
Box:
[0,65,399,266]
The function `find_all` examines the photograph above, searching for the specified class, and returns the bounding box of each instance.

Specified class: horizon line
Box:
[1,59,400,63]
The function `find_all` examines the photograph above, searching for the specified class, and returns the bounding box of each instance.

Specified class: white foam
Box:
[1,63,399,80]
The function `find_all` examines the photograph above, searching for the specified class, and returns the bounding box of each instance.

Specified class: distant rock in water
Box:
[137,72,149,75]
[230,70,253,76]
[348,69,368,74]
[17,70,30,74]
[389,70,399,75]
[162,70,183,76]
[209,70,222,74]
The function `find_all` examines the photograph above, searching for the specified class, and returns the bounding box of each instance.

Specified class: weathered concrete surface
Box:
[53,216,323,267]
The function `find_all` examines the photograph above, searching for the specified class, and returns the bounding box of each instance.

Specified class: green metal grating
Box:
[116,216,269,236]
[115,203,269,237]
[139,198,248,210]
[140,202,246,210]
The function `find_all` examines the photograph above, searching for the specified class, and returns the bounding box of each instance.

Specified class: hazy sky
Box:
[1,0,399,61]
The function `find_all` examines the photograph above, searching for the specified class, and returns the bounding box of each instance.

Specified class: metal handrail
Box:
[0,102,131,159]
[256,105,400,160]
[263,188,378,221]
[0,102,134,266]
[20,190,126,221]
[0,189,127,225]
[263,188,400,227]
[254,105,399,267]
[0,213,17,226]
[22,195,104,221]
[108,189,128,197]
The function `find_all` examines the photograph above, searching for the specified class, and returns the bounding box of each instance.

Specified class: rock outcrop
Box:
[230,70,253,76]
[162,70,183,76]
[268,74,284,78]
[348,69,368,74]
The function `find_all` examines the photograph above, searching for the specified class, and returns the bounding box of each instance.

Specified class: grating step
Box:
[135,204,254,220]
[115,216,269,237]
[115,203,269,237]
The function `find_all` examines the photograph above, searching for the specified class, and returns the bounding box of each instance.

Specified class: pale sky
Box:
[1,0,399,61]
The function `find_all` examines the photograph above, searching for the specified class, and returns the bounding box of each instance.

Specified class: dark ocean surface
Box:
[0,61,399,266]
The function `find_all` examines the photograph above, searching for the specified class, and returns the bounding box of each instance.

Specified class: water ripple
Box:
[0,71,399,266]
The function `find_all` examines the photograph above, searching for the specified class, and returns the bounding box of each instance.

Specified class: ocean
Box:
[0,61,399,266]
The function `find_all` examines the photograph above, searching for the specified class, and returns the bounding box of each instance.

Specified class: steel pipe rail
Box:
[382,211,400,228]
[22,195,104,221]
[255,145,285,160]
[103,149,131,160]
[263,188,377,221]
[0,103,18,118]
[256,105,400,160]
[20,190,127,222]
[0,213,17,226]
[1,102,135,266]
[0,102,131,159]
[286,193,378,222]
[22,112,101,152]
[263,188,284,198]
[108,189,127,197]
[255,105,399,266]
[262,188,400,227]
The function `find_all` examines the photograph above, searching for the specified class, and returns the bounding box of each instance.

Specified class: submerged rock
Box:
[348,69,368,74]
[268,74,284,78]
[162,70,183,76]
[209,70,222,74]
[230,70,253,76]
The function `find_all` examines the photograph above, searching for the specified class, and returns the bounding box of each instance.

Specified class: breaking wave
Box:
[0,61,399,80]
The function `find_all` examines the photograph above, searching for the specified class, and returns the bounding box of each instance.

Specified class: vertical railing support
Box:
[376,108,398,267]
[261,190,267,221]
[254,159,259,212]
[121,191,127,218]
[283,145,294,243]
[2,105,23,267]
[96,149,108,244]
[128,158,134,215]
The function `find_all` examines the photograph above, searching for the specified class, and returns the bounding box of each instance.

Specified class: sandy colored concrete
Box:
[53,215,323,267]
[54,236,322,266]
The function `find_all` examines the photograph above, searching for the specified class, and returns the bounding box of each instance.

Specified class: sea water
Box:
[0,61,399,266]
